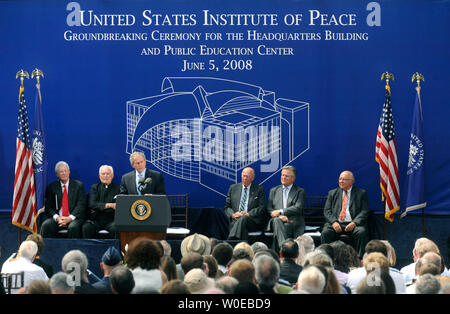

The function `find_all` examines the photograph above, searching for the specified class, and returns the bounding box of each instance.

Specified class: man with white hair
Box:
[1,241,48,293]
[40,161,86,238]
[82,165,120,238]
[296,264,327,294]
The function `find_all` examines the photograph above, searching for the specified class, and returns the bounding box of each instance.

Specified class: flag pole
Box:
[15,70,30,250]
[411,72,426,237]
[379,72,394,239]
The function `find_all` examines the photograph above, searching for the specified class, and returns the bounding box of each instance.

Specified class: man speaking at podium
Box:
[119,152,166,196]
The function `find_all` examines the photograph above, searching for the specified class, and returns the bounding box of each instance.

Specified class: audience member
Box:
[363,252,396,294]
[415,273,441,294]
[161,279,191,294]
[323,267,342,294]
[400,237,440,282]
[233,281,260,294]
[253,254,292,294]
[180,252,205,277]
[233,241,255,260]
[266,165,305,253]
[1,240,48,293]
[125,237,166,293]
[229,258,255,283]
[212,242,234,277]
[215,276,239,294]
[160,240,172,258]
[49,272,74,294]
[224,167,267,241]
[82,165,120,238]
[203,255,219,279]
[184,268,215,294]
[61,249,97,294]
[296,264,327,294]
[329,240,351,285]
[321,170,370,258]
[180,233,211,257]
[295,234,315,266]
[346,240,406,294]
[439,283,450,294]
[119,151,165,195]
[40,161,86,238]
[93,246,122,294]
[110,266,135,294]
[24,280,52,294]
[251,242,268,255]
[279,238,303,285]
[161,256,178,281]
[25,233,54,278]
[347,244,361,270]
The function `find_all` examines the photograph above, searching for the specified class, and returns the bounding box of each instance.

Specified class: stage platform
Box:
[0,208,449,280]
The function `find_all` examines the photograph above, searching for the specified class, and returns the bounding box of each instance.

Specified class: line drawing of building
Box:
[126,77,310,196]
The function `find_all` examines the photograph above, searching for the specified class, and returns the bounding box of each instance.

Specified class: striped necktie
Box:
[239,187,248,212]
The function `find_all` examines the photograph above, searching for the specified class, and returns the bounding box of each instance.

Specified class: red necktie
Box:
[339,190,348,221]
[62,184,69,217]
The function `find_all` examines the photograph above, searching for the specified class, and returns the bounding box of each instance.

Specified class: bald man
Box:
[224,167,267,240]
[321,171,370,258]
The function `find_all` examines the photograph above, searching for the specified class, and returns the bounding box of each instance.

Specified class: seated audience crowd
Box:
[1,234,449,295]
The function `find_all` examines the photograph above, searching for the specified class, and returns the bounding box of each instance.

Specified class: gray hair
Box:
[282,165,297,178]
[49,272,74,294]
[129,151,146,165]
[303,250,333,268]
[415,273,441,294]
[297,265,327,294]
[55,161,70,174]
[18,240,38,260]
[62,249,88,273]
[253,255,280,288]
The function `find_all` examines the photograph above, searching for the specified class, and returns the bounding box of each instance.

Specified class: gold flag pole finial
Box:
[31,68,44,85]
[381,72,395,87]
[15,69,30,86]
[411,72,424,88]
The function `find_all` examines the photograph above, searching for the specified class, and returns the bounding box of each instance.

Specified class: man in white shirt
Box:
[1,241,48,293]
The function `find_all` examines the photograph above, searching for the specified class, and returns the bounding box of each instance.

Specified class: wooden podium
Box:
[115,194,171,253]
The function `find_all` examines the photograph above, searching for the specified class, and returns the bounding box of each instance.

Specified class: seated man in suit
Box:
[266,165,305,252]
[120,152,165,195]
[224,167,266,241]
[40,161,86,238]
[82,165,120,239]
[321,170,370,258]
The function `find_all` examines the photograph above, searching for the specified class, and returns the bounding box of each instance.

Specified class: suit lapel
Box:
[129,171,137,194]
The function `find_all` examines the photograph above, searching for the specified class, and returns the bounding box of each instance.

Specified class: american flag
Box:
[375,85,400,222]
[12,85,37,233]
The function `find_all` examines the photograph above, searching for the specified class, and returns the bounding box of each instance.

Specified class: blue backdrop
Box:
[1,0,449,217]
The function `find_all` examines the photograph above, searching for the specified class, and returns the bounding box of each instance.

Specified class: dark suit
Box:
[82,182,120,238]
[224,183,266,240]
[321,187,370,258]
[119,169,165,195]
[266,184,305,251]
[280,259,303,285]
[40,179,86,238]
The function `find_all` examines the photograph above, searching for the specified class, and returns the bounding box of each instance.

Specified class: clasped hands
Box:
[270,210,291,223]
[232,211,250,220]
[332,221,356,233]
[56,216,72,227]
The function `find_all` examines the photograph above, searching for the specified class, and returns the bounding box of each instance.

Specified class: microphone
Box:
[138,177,152,192]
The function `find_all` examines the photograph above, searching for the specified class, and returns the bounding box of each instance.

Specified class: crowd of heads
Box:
[2,233,449,295]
